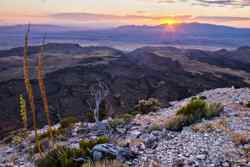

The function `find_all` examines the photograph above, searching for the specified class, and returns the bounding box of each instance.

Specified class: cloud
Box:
[49,12,192,22]
[194,0,250,7]
[194,16,250,22]
[3,11,249,28]
[139,0,250,7]
[48,12,250,28]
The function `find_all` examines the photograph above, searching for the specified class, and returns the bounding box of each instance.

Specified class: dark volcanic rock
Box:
[0,44,249,138]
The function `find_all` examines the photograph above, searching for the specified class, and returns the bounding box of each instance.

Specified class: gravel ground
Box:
[1,87,250,167]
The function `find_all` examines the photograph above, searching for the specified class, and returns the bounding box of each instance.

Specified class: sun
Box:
[162,18,181,25]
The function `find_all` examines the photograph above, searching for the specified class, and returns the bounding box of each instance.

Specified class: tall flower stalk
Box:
[23,25,42,155]
[19,94,28,129]
[37,35,53,146]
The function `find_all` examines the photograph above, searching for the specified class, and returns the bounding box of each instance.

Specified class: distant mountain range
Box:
[0,23,250,50]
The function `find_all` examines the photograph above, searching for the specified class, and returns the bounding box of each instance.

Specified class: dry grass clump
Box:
[134,98,161,114]
[165,115,188,131]
[165,97,223,131]
[192,118,229,133]
[146,124,162,133]
[231,132,250,145]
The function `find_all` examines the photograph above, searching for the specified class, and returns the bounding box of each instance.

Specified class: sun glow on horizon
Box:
[161,18,182,25]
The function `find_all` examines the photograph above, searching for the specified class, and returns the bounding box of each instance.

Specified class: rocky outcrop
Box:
[0,44,250,138]
[1,87,250,167]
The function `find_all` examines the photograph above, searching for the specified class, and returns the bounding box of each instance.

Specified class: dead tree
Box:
[88,82,109,123]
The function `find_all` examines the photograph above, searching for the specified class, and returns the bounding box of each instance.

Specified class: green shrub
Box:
[109,118,125,129]
[109,113,134,129]
[204,103,223,118]
[36,146,83,167]
[134,98,161,114]
[79,136,109,155]
[165,98,223,131]
[60,116,78,129]
[96,136,109,144]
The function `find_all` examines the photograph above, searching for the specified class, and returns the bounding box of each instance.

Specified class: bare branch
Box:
[88,81,109,123]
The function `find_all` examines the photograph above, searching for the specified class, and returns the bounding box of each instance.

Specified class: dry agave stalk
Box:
[23,25,42,155]
[36,35,53,146]
[19,94,28,129]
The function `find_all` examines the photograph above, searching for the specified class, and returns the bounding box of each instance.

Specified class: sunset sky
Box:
[1,0,250,28]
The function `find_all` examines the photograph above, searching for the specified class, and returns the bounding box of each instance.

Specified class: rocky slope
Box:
[1,87,250,167]
[0,44,250,137]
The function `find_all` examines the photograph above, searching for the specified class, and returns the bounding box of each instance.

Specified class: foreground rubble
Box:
[1,87,250,167]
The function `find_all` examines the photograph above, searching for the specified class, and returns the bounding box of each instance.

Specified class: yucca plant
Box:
[23,25,42,155]
[36,146,83,167]
[37,35,53,146]
[19,94,28,129]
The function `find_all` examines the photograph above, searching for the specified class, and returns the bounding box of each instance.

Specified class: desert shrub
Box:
[109,118,125,129]
[176,98,207,122]
[165,115,189,131]
[60,116,79,129]
[146,124,162,133]
[242,147,250,162]
[36,146,83,167]
[79,136,109,155]
[109,113,134,129]
[165,98,223,131]
[246,101,250,108]
[244,147,250,154]
[205,103,223,118]
[120,113,134,122]
[82,160,127,167]
[127,109,139,116]
[134,98,161,114]
[231,132,250,145]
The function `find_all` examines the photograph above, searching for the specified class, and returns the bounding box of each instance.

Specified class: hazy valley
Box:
[1,23,250,51]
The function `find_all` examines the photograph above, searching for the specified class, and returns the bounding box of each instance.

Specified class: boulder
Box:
[91,144,136,161]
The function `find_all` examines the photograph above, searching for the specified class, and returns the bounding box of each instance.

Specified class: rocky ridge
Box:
[1,44,250,137]
[1,87,250,167]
